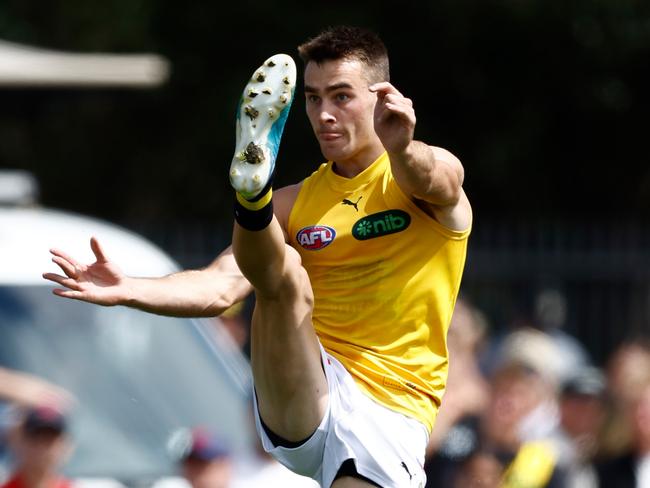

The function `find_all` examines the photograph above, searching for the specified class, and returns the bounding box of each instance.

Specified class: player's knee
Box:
[280,265,313,305]
[256,263,313,306]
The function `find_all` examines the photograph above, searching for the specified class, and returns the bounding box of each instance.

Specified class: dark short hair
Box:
[297,26,390,83]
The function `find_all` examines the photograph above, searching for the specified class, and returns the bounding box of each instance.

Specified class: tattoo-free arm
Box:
[44,238,252,318]
[388,141,464,207]
[371,81,471,230]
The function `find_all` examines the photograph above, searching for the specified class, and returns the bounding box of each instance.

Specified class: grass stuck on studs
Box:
[230,53,296,199]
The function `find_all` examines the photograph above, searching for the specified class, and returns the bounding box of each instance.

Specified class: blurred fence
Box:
[463,217,650,364]
[125,216,650,365]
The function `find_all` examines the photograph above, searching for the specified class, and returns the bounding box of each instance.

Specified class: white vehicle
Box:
[0,171,316,487]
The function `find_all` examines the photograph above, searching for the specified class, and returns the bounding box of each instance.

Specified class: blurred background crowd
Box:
[0,0,649,486]
[424,297,650,488]
[169,296,650,487]
[174,297,650,487]
[1,297,649,487]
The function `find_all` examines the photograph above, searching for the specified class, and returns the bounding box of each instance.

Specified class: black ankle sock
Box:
[234,189,273,231]
[233,160,276,232]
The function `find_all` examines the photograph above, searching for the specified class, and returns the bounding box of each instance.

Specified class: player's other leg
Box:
[230,55,327,442]
[331,478,381,488]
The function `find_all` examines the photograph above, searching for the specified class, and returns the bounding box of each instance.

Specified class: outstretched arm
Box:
[0,367,73,408]
[370,82,471,231]
[43,237,253,318]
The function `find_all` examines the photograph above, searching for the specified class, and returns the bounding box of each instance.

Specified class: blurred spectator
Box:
[606,341,650,407]
[634,381,650,487]
[482,359,558,461]
[452,450,503,488]
[1,405,73,488]
[596,374,650,487]
[481,287,590,389]
[427,303,563,488]
[496,327,563,389]
[0,368,73,476]
[533,287,590,383]
[427,299,490,453]
[490,329,605,487]
[425,298,490,485]
[427,327,565,487]
[599,341,650,459]
[491,328,561,442]
[500,439,563,488]
[548,367,608,488]
[179,427,232,488]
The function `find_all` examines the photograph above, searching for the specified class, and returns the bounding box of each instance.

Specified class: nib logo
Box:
[352,210,411,240]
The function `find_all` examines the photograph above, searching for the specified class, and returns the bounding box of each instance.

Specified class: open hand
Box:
[43,237,129,306]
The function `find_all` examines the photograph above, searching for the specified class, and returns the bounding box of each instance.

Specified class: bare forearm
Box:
[120,248,253,318]
[388,141,464,206]
[123,268,252,318]
[0,368,70,406]
[45,240,252,315]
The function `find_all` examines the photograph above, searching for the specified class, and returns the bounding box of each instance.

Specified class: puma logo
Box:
[341,196,362,212]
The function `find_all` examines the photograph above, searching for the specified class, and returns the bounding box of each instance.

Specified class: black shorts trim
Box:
[334,459,382,487]
[259,415,311,449]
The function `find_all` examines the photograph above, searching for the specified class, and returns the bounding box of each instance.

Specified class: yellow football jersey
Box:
[287,151,470,431]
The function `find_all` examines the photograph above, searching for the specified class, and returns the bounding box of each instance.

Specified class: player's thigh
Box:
[250,245,318,369]
[250,246,327,441]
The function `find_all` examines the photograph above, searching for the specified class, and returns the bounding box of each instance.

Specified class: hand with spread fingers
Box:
[370,82,416,155]
[42,237,129,306]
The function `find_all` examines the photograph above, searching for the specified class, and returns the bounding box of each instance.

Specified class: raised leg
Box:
[229,54,325,442]
[233,219,328,441]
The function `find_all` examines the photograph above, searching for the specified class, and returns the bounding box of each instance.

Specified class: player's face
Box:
[304,58,381,166]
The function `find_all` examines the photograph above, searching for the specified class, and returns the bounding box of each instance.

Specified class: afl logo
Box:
[296,225,336,251]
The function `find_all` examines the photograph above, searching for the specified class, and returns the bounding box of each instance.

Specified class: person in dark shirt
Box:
[597,379,650,487]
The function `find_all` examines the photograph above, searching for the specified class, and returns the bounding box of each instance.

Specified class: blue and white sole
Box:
[229,53,296,200]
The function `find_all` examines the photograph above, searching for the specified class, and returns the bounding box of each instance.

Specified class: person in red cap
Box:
[179,428,231,488]
[2,405,73,488]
